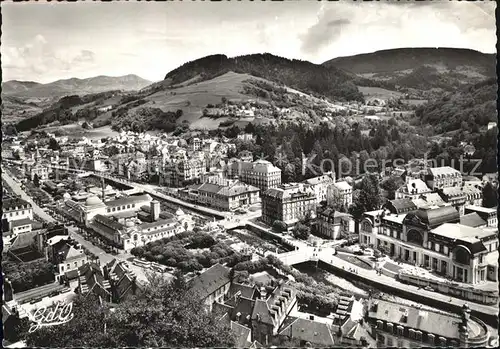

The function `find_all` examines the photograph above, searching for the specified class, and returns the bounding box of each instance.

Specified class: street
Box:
[2,169,160,284]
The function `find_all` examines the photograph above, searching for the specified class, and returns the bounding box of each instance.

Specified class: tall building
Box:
[425,166,463,190]
[303,172,335,204]
[227,159,281,192]
[359,203,498,284]
[163,158,206,187]
[261,183,316,228]
[327,181,353,208]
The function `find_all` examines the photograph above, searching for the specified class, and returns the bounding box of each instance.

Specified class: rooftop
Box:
[369,299,486,340]
[430,223,494,241]
[2,197,31,211]
[278,317,335,346]
[465,205,497,214]
[428,166,462,177]
[405,206,460,228]
[460,213,487,228]
[332,181,352,191]
[188,264,231,301]
[105,194,152,208]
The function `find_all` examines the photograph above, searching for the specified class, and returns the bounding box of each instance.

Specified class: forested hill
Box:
[414,78,497,134]
[163,53,365,102]
[323,48,496,91]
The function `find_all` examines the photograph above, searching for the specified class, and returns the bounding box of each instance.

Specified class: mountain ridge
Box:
[162,53,365,102]
[2,74,152,98]
[322,47,496,92]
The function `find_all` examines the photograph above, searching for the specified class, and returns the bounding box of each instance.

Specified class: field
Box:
[36,124,120,140]
[132,71,270,130]
[357,86,403,100]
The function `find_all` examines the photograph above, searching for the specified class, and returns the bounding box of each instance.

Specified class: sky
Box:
[2,0,496,83]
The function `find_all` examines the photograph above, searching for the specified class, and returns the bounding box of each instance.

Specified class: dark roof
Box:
[105,194,152,208]
[64,269,80,280]
[405,206,460,228]
[229,282,256,300]
[188,264,231,301]
[10,218,37,228]
[2,197,31,211]
[388,198,417,214]
[9,229,39,251]
[278,317,336,346]
[230,321,252,348]
[460,213,487,228]
[368,299,484,340]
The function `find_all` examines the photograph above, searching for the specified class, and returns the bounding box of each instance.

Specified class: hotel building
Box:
[368,301,490,348]
[303,172,335,204]
[359,199,498,284]
[179,180,260,211]
[425,166,463,190]
[261,183,316,228]
[227,159,281,192]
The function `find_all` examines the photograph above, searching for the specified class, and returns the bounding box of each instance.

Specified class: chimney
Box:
[151,201,160,222]
[260,286,267,300]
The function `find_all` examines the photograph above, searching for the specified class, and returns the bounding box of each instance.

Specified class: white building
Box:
[327,181,353,208]
[303,172,336,204]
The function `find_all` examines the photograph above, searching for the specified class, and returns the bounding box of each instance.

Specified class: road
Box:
[2,169,161,284]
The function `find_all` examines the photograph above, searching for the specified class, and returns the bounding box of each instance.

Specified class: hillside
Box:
[323,48,496,91]
[413,78,497,133]
[2,74,152,98]
[163,53,365,102]
[1,80,41,94]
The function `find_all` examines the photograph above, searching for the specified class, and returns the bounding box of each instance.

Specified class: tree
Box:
[26,273,236,348]
[48,137,60,150]
[380,176,404,200]
[33,173,40,187]
[292,223,310,240]
[482,182,498,208]
[327,186,346,212]
[350,174,382,221]
[272,220,287,233]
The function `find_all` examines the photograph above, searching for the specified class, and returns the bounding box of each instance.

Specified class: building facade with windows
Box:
[368,300,490,348]
[359,204,498,284]
[261,183,316,228]
[179,181,260,211]
[315,206,353,240]
[326,181,353,208]
[2,197,33,223]
[425,166,463,190]
[227,160,282,192]
[303,172,335,204]
[465,205,498,228]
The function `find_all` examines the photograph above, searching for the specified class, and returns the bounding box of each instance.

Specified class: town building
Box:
[227,159,282,192]
[46,235,89,281]
[103,259,141,303]
[464,205,498,228]
[326,181,353,208]
[303,172,335,204]
[315,206,353,240]
[250,282,298,345]
[178,181,260,211]
[359,203,498,284]
[395,179,432,200]
[261,183,316,228]
[58,193,153,226]
[162,158,206,187]
[437,187,467,215]
[425,166,463,190]
[188,263,232,312]
[2,197,33,223]
[368,300,490,348]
